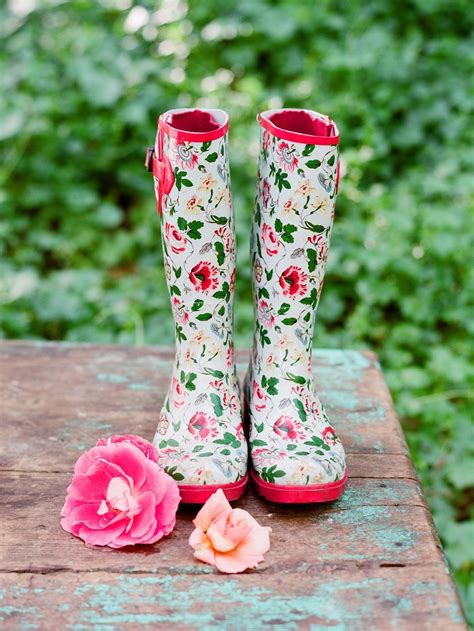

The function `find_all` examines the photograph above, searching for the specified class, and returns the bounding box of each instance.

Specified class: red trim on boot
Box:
[251,468,347,504]
[159,108,229,142]
[178,473,249,504]
[258,108,339,146]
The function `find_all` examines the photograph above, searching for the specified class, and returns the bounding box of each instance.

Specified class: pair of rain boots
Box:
[146,107,347,504]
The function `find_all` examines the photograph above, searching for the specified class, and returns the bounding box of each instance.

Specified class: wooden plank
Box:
[0,567,466,630]
[0,341,466,629]
[0,472,438,574]
[0,342,407,474]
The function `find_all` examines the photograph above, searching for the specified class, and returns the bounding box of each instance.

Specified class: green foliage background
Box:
[1,0,473,619]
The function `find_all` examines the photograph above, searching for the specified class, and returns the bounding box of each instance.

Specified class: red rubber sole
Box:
[251,469,347,504]
[178,473,248,504]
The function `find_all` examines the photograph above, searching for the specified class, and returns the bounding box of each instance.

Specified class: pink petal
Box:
[129,491,155,539]
[78,522,126,547]
[206,524,237,553]
[223,508,253,545]
[67,502,104,528]
[235,525,272,557]
[189,528,216,566]
[103,444,147,491]
[214,550,260,574]
[193,488,231,532]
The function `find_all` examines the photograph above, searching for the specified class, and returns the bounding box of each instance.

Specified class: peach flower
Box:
[61,437,180,548]
[189,489,271,573]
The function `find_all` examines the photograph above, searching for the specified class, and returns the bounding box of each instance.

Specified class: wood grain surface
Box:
[0,341,466,629]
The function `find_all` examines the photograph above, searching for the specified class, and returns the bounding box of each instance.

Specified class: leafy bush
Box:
[1,0,473,619]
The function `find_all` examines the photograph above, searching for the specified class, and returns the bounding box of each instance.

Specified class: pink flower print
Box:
[252,448,286,467]
[258,299,275,328]
[173,140,198,170]
[235,422,244,442]
[252,380,267,412]
[276,141,298,172]
[165,223,187,254]
[188,412,218,440]
[262,130,271,152]
[279,266,308,298]
[308,234,328,265]
[273,415,304,440]
[229,269,236,293]
[261,223,280,256]
[189,261,219,293]
[226,342,234,367]
[171,297,189,325]
[186,195,200,212]
[170,376,186,408]
[283,198,296,213]
[322,426,338,446]
[222,389,238,412]
[262,179,271,209]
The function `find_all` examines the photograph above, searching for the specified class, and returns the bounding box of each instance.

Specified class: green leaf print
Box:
[304,435,331,451]
[302,144,315,156]
[307,248,317,272]
[287,372,307,385]
[266,376,279,395]
[294,399,307,422]
[215,241,225,265]
[210,393,223,417]
[201,141,212,152]
[196,313,212,321]
[306,159,322,169]
[163,466,185,481]
[191,299,204,311]
[206,152,218,162]
[261,465,286,483]
[282,317,297,325]
[304,222,325,233]
[278,303,291,315]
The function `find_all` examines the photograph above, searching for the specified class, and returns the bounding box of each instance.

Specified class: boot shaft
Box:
[151,109,237,371]
[251,108,340,371]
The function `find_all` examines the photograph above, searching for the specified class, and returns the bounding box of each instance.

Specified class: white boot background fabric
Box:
[148,109,248,502]
[245,109,347,502]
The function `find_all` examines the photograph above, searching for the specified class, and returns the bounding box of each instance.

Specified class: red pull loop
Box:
[145,122,175,216]
[335,158,341,194]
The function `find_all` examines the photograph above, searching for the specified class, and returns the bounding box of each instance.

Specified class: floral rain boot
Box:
[146,108,248,503]
[244,108,347,503]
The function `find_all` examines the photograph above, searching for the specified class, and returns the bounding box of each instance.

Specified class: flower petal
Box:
[192,488,231,532]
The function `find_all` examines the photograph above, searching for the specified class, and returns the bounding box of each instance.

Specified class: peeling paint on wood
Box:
[0,341,466,629]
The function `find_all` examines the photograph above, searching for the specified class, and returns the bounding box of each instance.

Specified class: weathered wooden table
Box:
[0,341,466,629]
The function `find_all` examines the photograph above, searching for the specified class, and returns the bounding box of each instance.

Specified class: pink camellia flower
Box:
[165,223,187,255]
[322,426,338,446]
[189,488,271,573]
[61,438,180,548]
[96,434,159,462]
[261,223,279,256]
[252,380,268,412]
[188,411,218,440]
[273,415,304,440]
[279,266,308,298]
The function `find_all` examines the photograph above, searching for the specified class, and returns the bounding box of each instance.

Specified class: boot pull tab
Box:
[145,123,175,216]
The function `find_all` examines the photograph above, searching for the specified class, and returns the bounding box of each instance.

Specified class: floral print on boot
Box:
[147,109,248,503]
[245,109,347,503]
